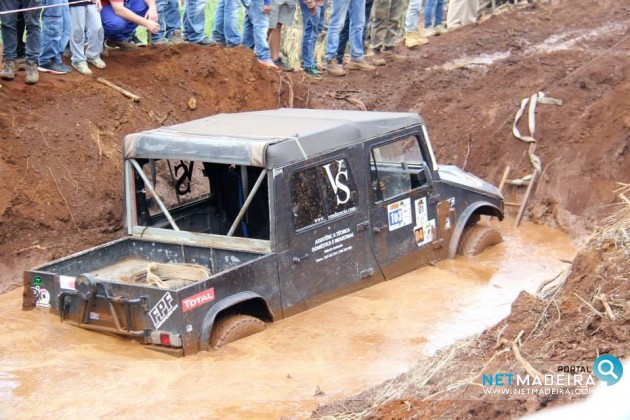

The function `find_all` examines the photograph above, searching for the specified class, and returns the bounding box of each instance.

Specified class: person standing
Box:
[404,0,428,48]
[183,0,215,44]
[325,0,374,77]
[335,0,372,66]
[68,0,106,75]
[0,0,41,84]
[446,0,478,31]
[212,0,243,47]
[152,0,181,43]
[423,0,445,37]
[39,0,73,74]
[267,0,296,71]
[370,0,406,64]
[298,0,326,79]
[241,0,276,67]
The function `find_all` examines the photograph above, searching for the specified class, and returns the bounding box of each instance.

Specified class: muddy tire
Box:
[209,314,266,348]
[457,225,503,256]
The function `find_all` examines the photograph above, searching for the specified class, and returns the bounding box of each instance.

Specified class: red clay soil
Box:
[0,44,301,292]
[305,0,629,234]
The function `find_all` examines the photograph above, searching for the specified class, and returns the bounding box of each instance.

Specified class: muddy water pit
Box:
[0,220,574,418]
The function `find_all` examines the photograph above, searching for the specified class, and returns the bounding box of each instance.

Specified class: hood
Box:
[438,165,502,199]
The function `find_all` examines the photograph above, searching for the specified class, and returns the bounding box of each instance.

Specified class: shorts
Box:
[268,0,296,28]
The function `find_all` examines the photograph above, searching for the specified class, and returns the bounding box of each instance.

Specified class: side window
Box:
[291,167,325,230]
[291,158,357,230]
[370,136,427,202]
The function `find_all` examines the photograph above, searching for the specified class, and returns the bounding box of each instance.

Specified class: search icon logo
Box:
[594,355,623,386]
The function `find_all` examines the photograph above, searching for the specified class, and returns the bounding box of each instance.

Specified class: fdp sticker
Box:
[149,292,178,329]
[387,198,412,231]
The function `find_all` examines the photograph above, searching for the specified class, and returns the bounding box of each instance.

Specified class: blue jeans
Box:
[101,0,149,40]
[241,0,270,61]
[152,0,181,41]
[0,0,41,63]
[336,0,371,64]
[212,0,242,46]
[183,0,207,42]
[405,0,424,32]
[39,0,71,65]
[424,0,444,28]
[299,0,326,69]
[325,0,366,62]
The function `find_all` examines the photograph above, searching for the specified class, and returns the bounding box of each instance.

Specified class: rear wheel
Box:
[209,314,266,348]
[457,225,503,256]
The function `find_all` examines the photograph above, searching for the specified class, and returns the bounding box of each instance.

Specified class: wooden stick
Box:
[595,294,616,321]
[619,193,630,208]
[48,167,81,233]
[97,77,140,102]
[573,293,605,318]
[500,330,543,379]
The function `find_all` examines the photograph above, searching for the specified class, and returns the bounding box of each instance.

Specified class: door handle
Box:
[372,225,388,233]
[292,254,309,263]
[357,221,369,231]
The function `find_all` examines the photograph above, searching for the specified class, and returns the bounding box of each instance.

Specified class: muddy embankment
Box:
[309,0,629,235]
[0,45,303,293]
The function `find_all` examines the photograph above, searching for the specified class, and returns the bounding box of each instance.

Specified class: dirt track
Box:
[0,0,629,417]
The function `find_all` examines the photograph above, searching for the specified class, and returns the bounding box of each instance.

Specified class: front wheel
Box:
[209,314,266,348]
[457,225,503,256]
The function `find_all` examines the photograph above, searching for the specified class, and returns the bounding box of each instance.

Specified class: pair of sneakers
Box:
[72,57,107,76]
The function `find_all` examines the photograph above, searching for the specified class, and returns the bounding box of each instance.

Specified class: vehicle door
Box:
[277,147,380,315]
[367,134,442,279]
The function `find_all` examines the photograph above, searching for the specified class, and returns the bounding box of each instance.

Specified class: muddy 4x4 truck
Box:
[23,109,504,356]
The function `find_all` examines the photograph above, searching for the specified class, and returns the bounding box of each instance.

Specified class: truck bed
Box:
[32,237,266,291]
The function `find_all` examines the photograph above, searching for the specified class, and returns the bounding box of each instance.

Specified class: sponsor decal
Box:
[387,198,412,231]
[89,311,100,321]
[149,292,178,329]
[312,228,355,263]
[414,197,435,247]
[181,288,215,313]
[59,275,76,291]
[32,276,43,286]
[33,285,51,308]
[322,159,351,205]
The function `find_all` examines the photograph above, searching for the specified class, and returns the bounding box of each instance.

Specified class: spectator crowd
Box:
[0,0,487,84]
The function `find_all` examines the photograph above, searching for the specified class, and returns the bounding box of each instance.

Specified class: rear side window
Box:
[370,136,427,202]
[291,158,357,230]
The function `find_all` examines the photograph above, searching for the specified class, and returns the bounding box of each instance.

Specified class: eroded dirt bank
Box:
[307,0,629,235]
[0,45,301,293]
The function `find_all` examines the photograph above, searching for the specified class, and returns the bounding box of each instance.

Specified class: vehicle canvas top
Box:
[123,108,424,168]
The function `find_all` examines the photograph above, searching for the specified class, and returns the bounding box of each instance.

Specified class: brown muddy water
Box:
[0,221,575,419]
